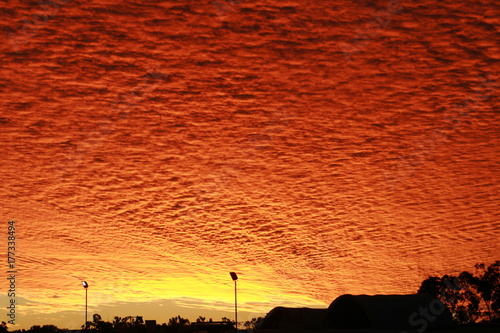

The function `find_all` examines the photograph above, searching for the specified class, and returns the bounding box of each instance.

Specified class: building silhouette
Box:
[324,294,453,330]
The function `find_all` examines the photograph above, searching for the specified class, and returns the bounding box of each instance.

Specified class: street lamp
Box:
[229,272,238,331]
[81,281,89,329]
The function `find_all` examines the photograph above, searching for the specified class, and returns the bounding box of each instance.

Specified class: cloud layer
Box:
[0,0,498,329]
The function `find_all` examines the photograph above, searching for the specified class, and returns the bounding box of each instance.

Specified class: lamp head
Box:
[81,281,89,289]
[229,272,238,281]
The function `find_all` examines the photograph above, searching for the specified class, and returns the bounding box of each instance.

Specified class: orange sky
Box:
[0,0,498,330]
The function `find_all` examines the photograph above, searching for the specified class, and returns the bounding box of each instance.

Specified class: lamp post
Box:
[81,281,89,329]
[229,272,238,331]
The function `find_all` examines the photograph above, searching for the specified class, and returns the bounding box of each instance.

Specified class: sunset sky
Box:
[1,0,498,330]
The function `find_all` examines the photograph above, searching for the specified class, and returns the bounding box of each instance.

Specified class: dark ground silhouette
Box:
[6,262,499,333]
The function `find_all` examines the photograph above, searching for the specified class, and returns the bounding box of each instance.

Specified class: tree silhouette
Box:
[475,261,500,322]
[166,316,189,327]
[112,316,139,329]
[112,316,122,329]
[243,317,263,330]
[88,314,113,332]
[418,261,500,324]
[0,322,8,333]
[27,326,63,333]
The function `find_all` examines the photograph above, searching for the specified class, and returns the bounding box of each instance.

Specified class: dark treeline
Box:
[1,314,261,333]
[417,261,500,325]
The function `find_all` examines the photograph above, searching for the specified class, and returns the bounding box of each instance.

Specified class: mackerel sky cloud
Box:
[0,0,498,330]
